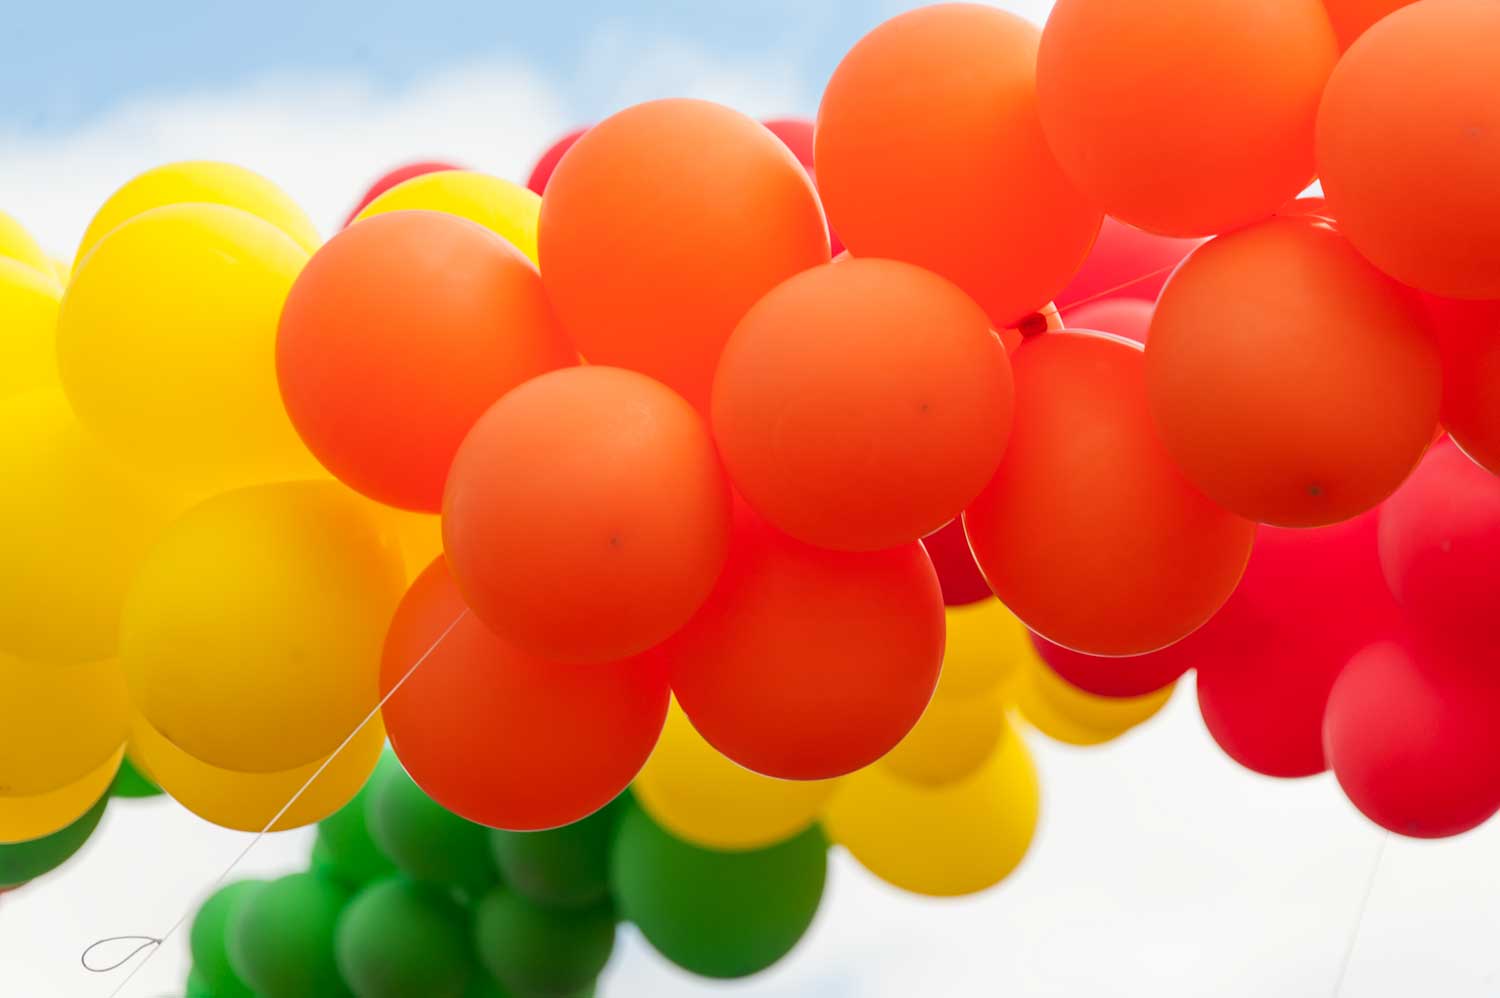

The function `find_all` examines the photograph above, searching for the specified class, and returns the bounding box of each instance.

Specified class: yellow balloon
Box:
[0,748,121,845]
[121,481,404,773]
[880,683,1008,788]
[0,656,128,796]
[0,258,61,398]
[0,209,54,279]
[939,598,1036,700]
[129,712,384,832]
[1015,658,1175,747]
[49,257,70,285]
[0,389,181,665]
[633,699,838,851]
[354,170,541,263]
[75,161,320,263]
[382,505,444,583]
[58,203,319,496]
[825,720,1039,898]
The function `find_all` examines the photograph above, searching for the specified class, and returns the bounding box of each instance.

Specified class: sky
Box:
[3,1,1499,996]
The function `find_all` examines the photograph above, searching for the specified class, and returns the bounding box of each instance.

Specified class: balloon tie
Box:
[1329,830,1390,997]
[81,936,161,973]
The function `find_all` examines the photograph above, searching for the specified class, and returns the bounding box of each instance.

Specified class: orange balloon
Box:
[666,501,944,781]
[278,211,574,513]
[1147,216,1440,526]
[1424,295,1500,475]
[712,258,1013,552]
[815,5,1101,329]
[443,366,731,664]
[1317,0,1500,300]
[381,558,669,831]
[964,331,1254,656]
[539,99,829,409]
[1036,0,1337,237]
[1322,0,1417,49]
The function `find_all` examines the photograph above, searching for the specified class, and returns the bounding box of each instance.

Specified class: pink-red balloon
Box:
[1422,294,1500,475]
[1061,298,1152,345]
[921,518,991,607]
[344,161,462,226]
[526,129,586,195]
[1057,217,1200,308]
[1029,630,1191,700]
[761,118,844,256]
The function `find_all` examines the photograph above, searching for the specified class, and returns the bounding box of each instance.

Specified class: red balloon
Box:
[1060,298,1152,345]
[920,518,991,607]
[1057,216,1200,308]
[526,129,586,195]
[1029,630,1191,700]
[761,118,844,256]
[381,558,669,831]
[1422,294,1500,475]
[344,161,462,226]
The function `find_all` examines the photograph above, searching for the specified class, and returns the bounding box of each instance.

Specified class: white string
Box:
[1329,831,1390,997]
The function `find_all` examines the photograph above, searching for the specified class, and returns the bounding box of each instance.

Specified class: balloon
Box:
[526,129,586,194]
[0,209,53,277]
[1060,298,1152,345]
[937,599,1035,701]
[964,331,1255,656]
[1029,630,1191,700]
[343,160,462,226]
[366,757,498,897]
[474,887,615,996]
[443,365,730,664]
[190,881,263,998]
[278,210,574,512]
[1424,295,1500,474]
[1015,659,1174,747]
[0,748,119,845]
[109,755,161,799]
[0,655,127,796]
[539,98,830,408]
[881,683,1009,787]
[186,968,216,998]
[0,257,61,398]
[713,258,1013,551]
[667,501,944,780]
[0,782,109,884]
[121,481,405,773]
[1036,0,1335,236]
[920,518,991,606]
[1057,217,1200,308]
[761,117,844,256]
[0,389,179,665]
[633,699,837,851]
[612,805,826,979]
[490,792,627,911]
[1147,216,1439,527]
[1317,0,1500,299]
[825,722,1038,897]
[816,5,1100,328]
[352,171,542,263]
[381,558,669,831]
[336,877,475,998]
[315,755,397,889]
[75,161,320,262]
[229,872,352,998]
[58,203,318,495]
[1322,0,1419,49]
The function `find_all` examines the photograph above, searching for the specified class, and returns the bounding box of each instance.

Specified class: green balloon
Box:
[186,967,216,998]
[316,753,397,888]
[464,972,598,998]
[367,755,497,898]
[228,872,353,998]
[474,887,614,997]
[110,756,162,798]
[335,876,474,998]
[611,804,826,979]
[0,791,108,887]
[489,792,627,911]
[189,880,262,998]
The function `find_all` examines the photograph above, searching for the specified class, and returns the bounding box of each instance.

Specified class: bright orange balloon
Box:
[712,258,1013,552]
[815,4,1101,328]
[381,558,669,831]
[1317,0,1500,300]
[964,332,1254,656]
[1036,0,1336,237]
[666,501,944,781]
[1424,295,1500,475]
[443,366,731,664]
[539,99,829,409]
[279,211,575,512]
[1147,216,1440,526]
[1322,0,1418,49]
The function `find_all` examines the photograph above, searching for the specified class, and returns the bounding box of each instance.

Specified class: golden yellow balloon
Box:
[49,257,70,285]
[380,505,444,583]
[354,170,541,263]
[1015,658,1174,747]
[0,209,54,279]
[0,389,180,665]
[0,258,61,398]
[880,683,1008,788]
[0,748,121,844]
[825,720,1039,898]
[633,698,838,851]
[939,598,1036,700]
[0,655,128,796]
[121,480,405,773]
[75,160,320,263]
[58,203,319,495]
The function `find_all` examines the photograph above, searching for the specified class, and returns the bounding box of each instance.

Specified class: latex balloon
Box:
[1422,295,1500,476]
[0,748,119,846]
[0,782,109,884]
[667,501,944,780]
[229,873,352,998]
[965,331,1255,656]
[539,98,830,408]
[75,161,320,262]
[0,258,61,398]
[1061,298,1152,345]
[816,5,1100,328]
[490,792,627,910]
[58,203,319,495]
[381,508,444,583]
[381,558,669,831]
[760,118,844,256]
[366,757,499,897]
[633,699,837,851]
[1037,0,1336,236]
[998,301,1066,355]
[881,683,1009,787]
[49,257,69,285]
[1317,0,1500,299]
[121,481,405,773]
[920,518,991,606]
[526,129,586,194]
[186,968,216,998]
[444,365,730,664]
[315,755,397,889]
[1015,660,1174,747]
[191,881,263,998]
[0,655,127,796]
[474,887,614,996]
[937,599,1034,701]
[713,258,1013,551]
[1322,0,1418,49]
[353,171,542,262]
[0,210,53,277]
[825,723,1038,897]
[1029,630,1191,699]
[109,755,162,799]
[343,161,462,226]
[612,805,826,979]
[1148,216,1439,526]
[336,877,475,998]
[1057,217,1200,307]
[279,210,574,512]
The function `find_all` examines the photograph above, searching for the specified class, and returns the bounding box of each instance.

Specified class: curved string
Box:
[81,936,161,973]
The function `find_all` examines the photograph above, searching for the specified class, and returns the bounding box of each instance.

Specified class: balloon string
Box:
[84,609,470,998]
[1054,262,1181,316]
[1329,830,1389,997]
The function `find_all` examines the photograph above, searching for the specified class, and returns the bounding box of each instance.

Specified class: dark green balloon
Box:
[188,880,262,998]
[611,804,826,979]
[109,756,162,798]
[316,753,397,889]
[366,756,497,898]
[335,876,474,998]
[0,790,108,887]
[473,887,614,997]
[489,792,627,911]
[464,972,598,998]
[228,872,353,998]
